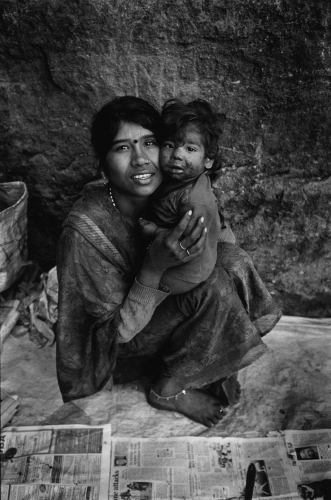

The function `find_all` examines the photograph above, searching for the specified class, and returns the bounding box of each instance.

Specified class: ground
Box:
[1,316,330,436]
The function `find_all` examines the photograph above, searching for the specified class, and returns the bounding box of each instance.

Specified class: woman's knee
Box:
[175,270,234,316]
[216,242,254,271]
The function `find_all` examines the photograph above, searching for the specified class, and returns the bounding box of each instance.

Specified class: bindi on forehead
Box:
[134,140,138,143]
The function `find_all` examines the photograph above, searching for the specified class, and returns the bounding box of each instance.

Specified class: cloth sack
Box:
[0,182,28,292]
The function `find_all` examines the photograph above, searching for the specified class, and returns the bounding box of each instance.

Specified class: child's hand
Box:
[138,218,161,237]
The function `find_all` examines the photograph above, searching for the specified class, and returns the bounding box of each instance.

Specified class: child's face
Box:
[160,124,213,182]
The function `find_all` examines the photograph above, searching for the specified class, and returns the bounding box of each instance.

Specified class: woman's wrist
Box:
[137,265,164,290]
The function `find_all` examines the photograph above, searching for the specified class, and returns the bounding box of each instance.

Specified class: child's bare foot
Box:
[148,377,227,428]
[138,218,160,237]
[207,378,241,405]
[234,381,241,403]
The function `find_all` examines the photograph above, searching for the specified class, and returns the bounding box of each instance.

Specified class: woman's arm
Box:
[57,227,170,345]
[58,212,207,346]
[56,213,207,400]
[119,211,207,340]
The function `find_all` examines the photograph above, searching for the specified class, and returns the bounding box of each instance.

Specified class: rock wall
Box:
[1,0,330,316]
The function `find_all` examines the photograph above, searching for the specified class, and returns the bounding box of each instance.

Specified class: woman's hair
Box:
[161,98,226,170]
[91,96,163,171]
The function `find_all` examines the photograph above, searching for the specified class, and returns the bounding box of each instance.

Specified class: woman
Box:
[56,96,281,427]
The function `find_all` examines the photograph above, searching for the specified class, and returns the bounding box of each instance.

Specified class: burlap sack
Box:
[0,182,28,292]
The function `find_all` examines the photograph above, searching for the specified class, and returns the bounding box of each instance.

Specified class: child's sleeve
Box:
[176,188,236,244]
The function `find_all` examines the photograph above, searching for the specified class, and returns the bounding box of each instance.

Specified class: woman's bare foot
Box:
[148,377,227,428]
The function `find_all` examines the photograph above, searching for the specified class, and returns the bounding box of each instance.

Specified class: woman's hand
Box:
[140,211,207,284]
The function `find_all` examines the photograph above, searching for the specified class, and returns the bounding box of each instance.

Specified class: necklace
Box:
[108,185,148,235]
[108,185,117,209]
[109,185,136,229]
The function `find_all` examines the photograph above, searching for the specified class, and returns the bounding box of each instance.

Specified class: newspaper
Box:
[109,436,297,500]
[0,390,19,430]
[1,426,330,500]
[0,424,111,500]
[284,429,331,500]
[109,431,331,500]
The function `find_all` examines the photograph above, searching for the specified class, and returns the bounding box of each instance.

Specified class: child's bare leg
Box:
[148,376,227,428]
[138,219,160,237]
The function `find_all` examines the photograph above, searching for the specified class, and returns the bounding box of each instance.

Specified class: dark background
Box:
[1,0,330,316]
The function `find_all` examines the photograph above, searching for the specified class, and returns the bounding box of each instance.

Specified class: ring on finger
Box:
[179,241,187,251]
[186,248,190,256]
[219,406,224,413]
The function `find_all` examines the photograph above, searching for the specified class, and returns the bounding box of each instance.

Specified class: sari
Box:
[56,184,282,403]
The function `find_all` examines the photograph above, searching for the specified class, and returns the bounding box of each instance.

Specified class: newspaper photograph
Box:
[109,436,298,500]
[284,429,331,500]
[0,424,111,500]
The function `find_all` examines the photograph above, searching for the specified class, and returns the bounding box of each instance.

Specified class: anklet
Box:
[150,388,186,401]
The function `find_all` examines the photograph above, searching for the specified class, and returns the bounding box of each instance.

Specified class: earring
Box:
[101,172,108,185]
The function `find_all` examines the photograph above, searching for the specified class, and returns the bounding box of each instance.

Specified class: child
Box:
[140,98,235,294]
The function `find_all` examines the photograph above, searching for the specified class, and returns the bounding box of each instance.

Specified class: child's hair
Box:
[161,98,225,169]
[91,96,163,172]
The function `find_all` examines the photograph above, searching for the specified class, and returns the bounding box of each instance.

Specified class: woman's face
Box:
[105,121,162,199]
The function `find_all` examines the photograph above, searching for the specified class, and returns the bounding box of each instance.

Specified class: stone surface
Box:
[0,0,330,316]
